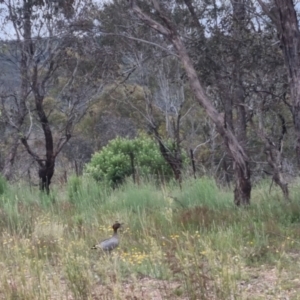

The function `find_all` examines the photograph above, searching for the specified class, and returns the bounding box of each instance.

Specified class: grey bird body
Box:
[92,222,122,252]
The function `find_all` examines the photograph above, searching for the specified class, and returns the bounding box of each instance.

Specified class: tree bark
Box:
[39,161,55,194]
[128,0,251,205]
[232,0,249,203]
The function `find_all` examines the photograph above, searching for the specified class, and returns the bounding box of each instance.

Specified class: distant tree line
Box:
[0,0,299,205]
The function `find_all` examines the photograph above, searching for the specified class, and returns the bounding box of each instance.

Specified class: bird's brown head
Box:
[112,222,122,232]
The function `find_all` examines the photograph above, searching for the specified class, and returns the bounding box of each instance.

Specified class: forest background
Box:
[0,1,300,298]
[0,0,299,205]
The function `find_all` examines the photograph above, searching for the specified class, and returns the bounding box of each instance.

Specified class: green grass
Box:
[0,176,300,299]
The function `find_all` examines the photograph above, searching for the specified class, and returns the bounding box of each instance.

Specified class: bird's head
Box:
[112,221,122,231]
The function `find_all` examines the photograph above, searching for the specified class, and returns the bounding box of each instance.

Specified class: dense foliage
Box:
[85,136,183,185]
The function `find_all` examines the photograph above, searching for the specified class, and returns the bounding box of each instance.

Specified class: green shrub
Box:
[85,135,183,186]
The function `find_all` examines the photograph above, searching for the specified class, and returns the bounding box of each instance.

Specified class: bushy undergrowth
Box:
[85,135,187,186]
[0,176,300,299]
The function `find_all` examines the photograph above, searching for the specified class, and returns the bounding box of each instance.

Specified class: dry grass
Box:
[0,177,300,299]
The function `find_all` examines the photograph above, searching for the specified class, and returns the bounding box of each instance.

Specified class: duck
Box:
[91,222,122,252]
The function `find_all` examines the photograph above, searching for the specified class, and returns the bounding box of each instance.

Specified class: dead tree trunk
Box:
[128,0,251,205]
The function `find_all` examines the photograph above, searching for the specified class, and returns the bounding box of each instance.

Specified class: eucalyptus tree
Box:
[95,0,195,184]
[123,0,293,203]
[181,0,291,199]
[122,0,252,204]
[94,0,291,202]
[0,0,108,192]
[257,0,300,168]
[131,56,187,183]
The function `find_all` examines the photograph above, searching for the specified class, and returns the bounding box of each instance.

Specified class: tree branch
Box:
[129,0,171,36]
[183,0,205,31]
[257,0,280,25]
[128,0,250,179]
[101,32,178,57]
[20,137,44,167]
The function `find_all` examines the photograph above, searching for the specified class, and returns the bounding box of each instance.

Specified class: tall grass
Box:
[0,176,300,299]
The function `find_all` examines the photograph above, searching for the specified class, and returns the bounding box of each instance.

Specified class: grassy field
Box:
[0,176,300,299]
